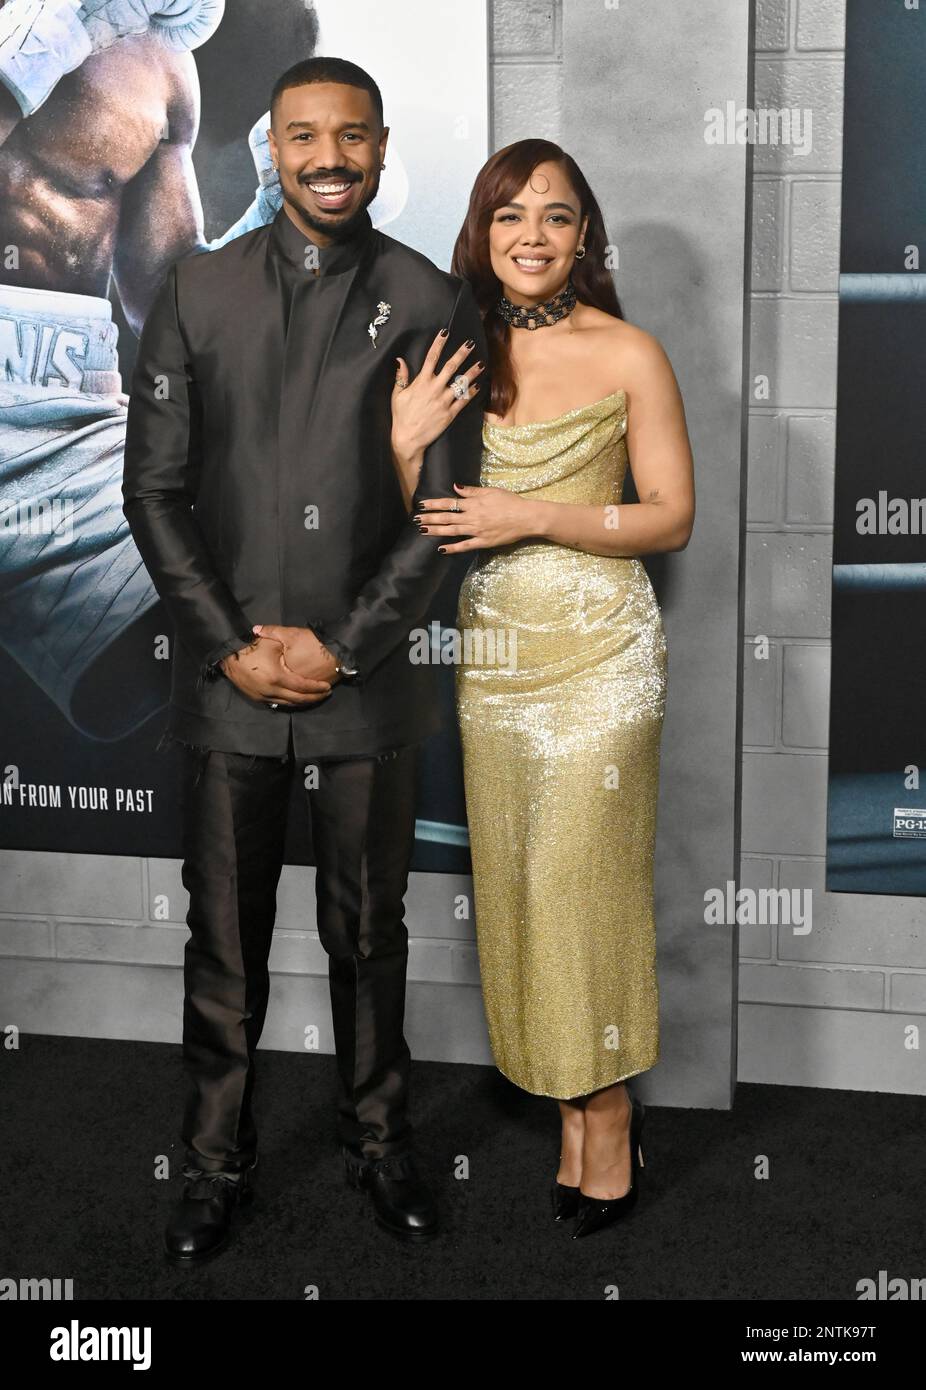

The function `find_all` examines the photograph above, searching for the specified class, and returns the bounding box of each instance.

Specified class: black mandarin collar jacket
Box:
[122,203,488,759]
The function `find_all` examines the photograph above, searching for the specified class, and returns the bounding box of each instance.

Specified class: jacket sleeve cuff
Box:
[308,620,362,684]
[198,628,259,686]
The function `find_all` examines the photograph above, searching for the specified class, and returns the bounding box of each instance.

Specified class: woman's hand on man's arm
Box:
[389,327,484,512]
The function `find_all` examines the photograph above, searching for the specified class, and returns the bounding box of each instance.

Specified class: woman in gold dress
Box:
[390,140,695,1237]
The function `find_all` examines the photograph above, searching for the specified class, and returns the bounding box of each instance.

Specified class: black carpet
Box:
[2,1035,923,1301]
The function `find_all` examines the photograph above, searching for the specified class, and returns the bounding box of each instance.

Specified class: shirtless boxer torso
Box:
[0,1,213,327]
[0,1,221,738]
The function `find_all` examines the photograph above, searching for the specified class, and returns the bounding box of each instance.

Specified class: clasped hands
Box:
[219,623,340,708]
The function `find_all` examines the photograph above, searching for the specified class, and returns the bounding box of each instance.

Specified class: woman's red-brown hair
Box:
[451,139,623,419]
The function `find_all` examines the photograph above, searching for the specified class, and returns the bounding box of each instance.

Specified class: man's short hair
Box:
[270,56,384,128]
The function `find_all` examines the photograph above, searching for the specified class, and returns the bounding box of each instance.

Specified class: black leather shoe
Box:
[573,1094,645,1239]
[343,1146,439,1241]
[164,1159,255,1263]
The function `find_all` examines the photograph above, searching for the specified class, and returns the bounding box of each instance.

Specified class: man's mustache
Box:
[298,170,362,185]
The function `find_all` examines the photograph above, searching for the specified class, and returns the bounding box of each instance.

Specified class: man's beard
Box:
[284,169,381,241]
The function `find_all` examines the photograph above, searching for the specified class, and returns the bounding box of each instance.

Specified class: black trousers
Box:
[176,725,419,1173]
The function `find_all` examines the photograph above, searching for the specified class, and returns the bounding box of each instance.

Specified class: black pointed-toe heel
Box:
[572,1093,646,1239]
[551,1177,581,1221]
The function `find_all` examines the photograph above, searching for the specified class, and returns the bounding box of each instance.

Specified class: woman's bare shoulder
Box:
[576,307,676,391]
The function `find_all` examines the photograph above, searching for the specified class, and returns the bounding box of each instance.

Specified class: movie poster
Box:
[825,0,926,895]
[0,0,488,870]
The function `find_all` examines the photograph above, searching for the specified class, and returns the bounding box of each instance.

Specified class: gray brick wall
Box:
[740,0,926,1093]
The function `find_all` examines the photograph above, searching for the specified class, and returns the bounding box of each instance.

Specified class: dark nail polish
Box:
[440,326,449,336]
[464,338,475,349]
[438,547,447,554]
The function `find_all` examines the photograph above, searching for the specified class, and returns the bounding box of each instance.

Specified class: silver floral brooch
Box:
[368,301,391,347]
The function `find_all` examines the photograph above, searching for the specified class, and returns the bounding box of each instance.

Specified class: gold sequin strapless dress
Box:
[455,389,667,1098]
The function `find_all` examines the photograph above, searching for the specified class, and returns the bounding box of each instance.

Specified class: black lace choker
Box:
[495,279,577,329]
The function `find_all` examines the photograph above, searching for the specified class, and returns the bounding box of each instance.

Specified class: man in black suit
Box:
[123,55,486,1260]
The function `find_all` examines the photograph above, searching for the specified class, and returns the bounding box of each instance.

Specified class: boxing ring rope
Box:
[839,273,926,302]
[833,563,926,591]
